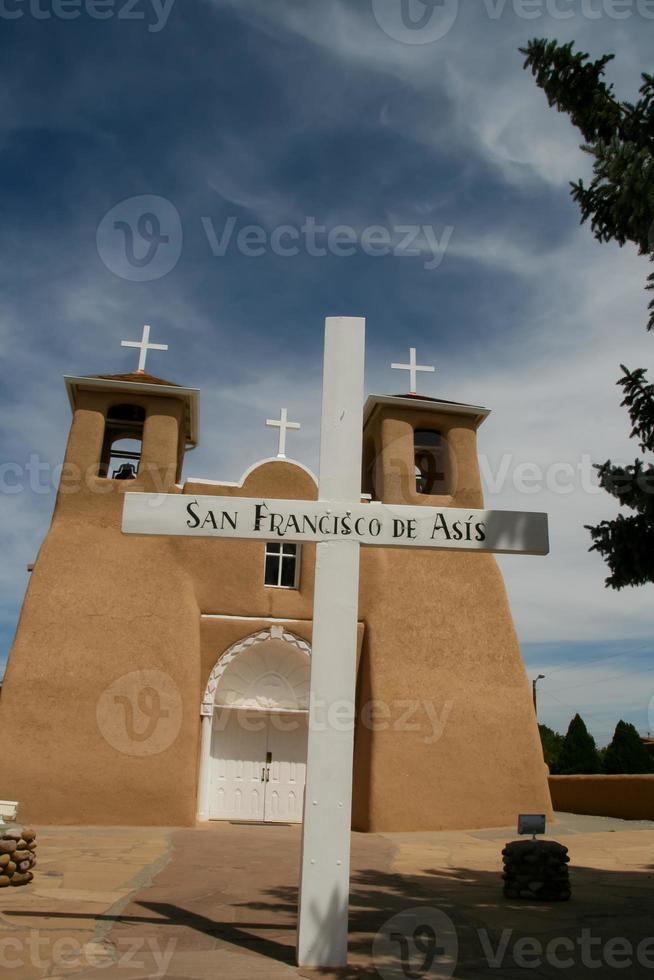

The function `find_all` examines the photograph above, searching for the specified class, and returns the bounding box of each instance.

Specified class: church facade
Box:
[0,358,552,830]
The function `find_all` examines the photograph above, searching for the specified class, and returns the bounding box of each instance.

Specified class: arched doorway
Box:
[197,626,310,823]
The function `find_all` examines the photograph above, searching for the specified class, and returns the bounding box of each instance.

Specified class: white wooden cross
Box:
[121,324,168,373]
[266,407,301,459]
[122,316,549,969]
[391,346,435,394]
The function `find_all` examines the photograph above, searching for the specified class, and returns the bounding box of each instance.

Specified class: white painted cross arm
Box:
[391,346,435,395]
[122,494,549,556]
[121,324,168,373]
[266,408,301,459]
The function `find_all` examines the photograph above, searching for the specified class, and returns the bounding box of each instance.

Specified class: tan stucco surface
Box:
[0,381,552,829]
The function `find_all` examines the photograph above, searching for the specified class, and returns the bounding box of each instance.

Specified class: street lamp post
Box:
[532,674,545,718]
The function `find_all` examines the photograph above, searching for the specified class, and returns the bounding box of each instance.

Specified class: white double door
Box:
[209,709,308,823]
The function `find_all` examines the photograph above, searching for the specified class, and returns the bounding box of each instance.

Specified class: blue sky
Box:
[0,0,652,745]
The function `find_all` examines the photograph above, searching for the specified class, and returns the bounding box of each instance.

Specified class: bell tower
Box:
[0,328,203,825]
[55,324,199,520]
[57,370,199,519]
[362,392,488,509]
[353,349,552,833]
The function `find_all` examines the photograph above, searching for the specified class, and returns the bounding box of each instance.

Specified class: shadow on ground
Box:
[5,825,654,979]
[239,862,654,978]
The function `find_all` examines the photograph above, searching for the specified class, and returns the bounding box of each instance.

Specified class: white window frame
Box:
[264,542,301,589]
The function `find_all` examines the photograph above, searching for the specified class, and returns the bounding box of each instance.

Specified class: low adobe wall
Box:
[549,775,654,821]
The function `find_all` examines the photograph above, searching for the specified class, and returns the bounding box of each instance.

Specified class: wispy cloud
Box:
[1,1,652,711]
[524,638,654,745]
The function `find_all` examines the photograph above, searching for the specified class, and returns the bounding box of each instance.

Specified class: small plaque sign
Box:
[518,813,546,837]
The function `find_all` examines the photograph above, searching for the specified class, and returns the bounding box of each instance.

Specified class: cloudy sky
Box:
[0,0,652,745]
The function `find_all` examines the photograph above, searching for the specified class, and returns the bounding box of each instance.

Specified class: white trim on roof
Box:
[363,393,490,428]
[186,456,319,489]
[63,375,200,448]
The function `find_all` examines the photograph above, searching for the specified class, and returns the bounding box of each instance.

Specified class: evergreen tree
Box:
[589,368,654,588]
[558,713,602,774]
[521,40,654,589]
[538,723,565,773]
[603,720,653,774]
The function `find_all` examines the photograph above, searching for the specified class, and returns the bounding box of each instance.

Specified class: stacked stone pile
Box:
[502,839,571,901]
[0,828,37,887]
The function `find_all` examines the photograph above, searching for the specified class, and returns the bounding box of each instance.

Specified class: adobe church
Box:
[0,325,552,830]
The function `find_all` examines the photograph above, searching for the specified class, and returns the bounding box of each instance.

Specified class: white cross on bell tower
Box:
[121,324,169,374]
[391,347,435,395]
[266,407,301,459]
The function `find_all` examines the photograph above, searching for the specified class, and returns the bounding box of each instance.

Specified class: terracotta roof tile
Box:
[86,372,181,387]
[393,393,476,408]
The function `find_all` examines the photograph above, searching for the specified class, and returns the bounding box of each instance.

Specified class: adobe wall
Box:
[0,525,200,825]
[183,461,318,619]
[549,775,654,821]
[353,400,551,831]
[0,452,321,826]
[354,546,553,831]
[0,394,197,824]
[0,394,551,830]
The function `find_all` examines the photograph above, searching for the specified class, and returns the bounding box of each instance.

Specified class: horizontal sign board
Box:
[122,493,549,556]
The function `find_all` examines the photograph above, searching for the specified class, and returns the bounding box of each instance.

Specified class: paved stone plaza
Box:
[1,814,654,978]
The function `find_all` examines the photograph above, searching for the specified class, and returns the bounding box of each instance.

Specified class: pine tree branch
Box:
[522,39,654,589]
[618,365,654,453]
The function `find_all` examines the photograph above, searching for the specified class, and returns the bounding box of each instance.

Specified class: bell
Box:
[113,462,137,480]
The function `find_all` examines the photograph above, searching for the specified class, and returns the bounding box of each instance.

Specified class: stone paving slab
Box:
[0,826,173,979]
[2,815,654,978]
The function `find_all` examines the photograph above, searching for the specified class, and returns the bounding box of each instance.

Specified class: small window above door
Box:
[264,543,300,589]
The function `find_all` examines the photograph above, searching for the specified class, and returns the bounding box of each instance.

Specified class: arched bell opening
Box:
[99,404,146,479]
